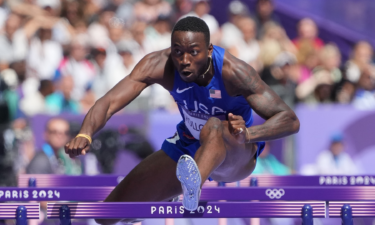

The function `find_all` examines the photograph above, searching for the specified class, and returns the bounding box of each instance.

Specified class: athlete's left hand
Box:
[228,113,249,144]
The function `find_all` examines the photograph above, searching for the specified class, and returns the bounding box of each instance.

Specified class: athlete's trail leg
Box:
[194,117,227,187]
[95,150,182,225]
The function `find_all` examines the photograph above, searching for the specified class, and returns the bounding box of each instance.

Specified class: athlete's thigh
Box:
[210,121,258,180]
[104,150,182,202]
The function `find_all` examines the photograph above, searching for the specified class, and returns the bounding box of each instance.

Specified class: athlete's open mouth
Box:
[182,71,193,76]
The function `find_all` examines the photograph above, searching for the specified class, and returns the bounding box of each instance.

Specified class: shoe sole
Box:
[176,155,201,211]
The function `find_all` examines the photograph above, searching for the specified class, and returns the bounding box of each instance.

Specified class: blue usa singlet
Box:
[170,45,253,139]
[161,45,264,164]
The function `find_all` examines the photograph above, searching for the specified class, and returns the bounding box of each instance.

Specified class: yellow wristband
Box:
[76,134,92,144]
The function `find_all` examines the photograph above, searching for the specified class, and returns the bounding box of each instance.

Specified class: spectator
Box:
[57,35,95,101]
[260,22,297,55]
[182,0,220,44]
[117,42,136,75]
[122,21,155,62]
[0,68,19,120]
[292,18,324,50]
[294,39,320,84]
[111,0,134,28]
[19,79,54,117]
[253,0,280,38]
[45,75,80,115]
[26,117,82,174]
[345,41,375,83]
[60,0,85,27]
[145,15,172,51]
[87,5,116,49]
[226,17,260,67]
[170,0,193,24]
[261,52,297,108]
[0,0,9,31]
[133,0,172,24]
[0,13,28,67]
[220,0,249,49]
[296,44,342,104]
[315,132,358,175]
[253,142,291,175]
[352,66,375,109]
[90,47,123,100]
[335,79,356,104]
[26,26,63,80]
[107,23,126,54]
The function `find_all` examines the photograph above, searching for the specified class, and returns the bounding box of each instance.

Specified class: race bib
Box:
[181,107,225,140]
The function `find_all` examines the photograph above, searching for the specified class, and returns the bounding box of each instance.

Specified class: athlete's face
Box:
[171,31,213,82]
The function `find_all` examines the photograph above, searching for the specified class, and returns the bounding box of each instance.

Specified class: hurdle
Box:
[2,186,375,201]
[46,202,325,219]
[0,203,39,224]
[329,201,375,225]
[18,174,375,187]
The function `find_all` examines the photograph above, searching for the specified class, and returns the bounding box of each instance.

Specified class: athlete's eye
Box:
[175,49,182,55]
[191,50,198,56]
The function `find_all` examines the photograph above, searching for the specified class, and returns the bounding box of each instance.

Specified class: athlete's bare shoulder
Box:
[221,50,260,97]
[130,47,175,90]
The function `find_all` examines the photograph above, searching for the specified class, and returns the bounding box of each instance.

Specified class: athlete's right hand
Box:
[64,136,91,158]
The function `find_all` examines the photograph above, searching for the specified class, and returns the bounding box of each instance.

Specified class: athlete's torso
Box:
[169,46,253,140]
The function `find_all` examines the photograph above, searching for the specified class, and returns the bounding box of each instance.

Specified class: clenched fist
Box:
[64,135,91,158]
[228,113,250,144]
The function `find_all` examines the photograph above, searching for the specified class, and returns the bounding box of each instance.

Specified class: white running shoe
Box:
[176,155,201,211]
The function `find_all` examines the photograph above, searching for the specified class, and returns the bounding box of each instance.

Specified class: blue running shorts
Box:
[162,121,265,180]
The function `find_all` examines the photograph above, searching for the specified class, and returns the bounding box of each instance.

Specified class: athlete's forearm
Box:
[246,110,300,143]
[78,98,112,137]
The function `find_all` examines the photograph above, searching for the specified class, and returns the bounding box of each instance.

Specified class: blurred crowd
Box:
[0,0,374,182]
[0,0,373,122]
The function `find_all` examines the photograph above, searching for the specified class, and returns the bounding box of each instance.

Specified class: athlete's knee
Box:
[206,117,223,130]
[200,117,224,141]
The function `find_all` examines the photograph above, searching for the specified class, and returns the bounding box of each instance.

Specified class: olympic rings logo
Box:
[265,189,285,199]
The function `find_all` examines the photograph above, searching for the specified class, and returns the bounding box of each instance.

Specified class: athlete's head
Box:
[171,16,213,82]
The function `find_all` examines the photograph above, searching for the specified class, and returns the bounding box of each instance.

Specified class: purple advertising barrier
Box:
[329,202,375,217]
[19,174,375,187]
[18,174,123,187]
[0,203,39,219]
[2,187,375,201]
[47,202,325,219]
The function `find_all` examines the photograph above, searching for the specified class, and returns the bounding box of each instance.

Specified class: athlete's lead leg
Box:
[177,117,227,211]
[195,117,227,184]
[95,150,182,225]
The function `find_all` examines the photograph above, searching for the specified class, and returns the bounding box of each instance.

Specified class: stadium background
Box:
[0,0,374,224]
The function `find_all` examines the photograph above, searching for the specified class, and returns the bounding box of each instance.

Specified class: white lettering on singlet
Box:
[181,102,225,140]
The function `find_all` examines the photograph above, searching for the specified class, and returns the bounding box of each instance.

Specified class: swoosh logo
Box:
[176,86,194,94]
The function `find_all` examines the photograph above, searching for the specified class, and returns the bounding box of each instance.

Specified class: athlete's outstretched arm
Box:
[224,54,300,143]
[65,51,168,157]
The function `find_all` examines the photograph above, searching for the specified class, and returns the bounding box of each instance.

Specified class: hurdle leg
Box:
[59,205,71,225]
[341,204,353,225]
[16,206,27,225]
[301,204,313,225]
[250,177,258,187]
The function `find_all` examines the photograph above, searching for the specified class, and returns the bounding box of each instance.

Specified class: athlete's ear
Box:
[208,43,213,56]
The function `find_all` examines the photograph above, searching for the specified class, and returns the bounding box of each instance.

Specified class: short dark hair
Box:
[172,16,210,47]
